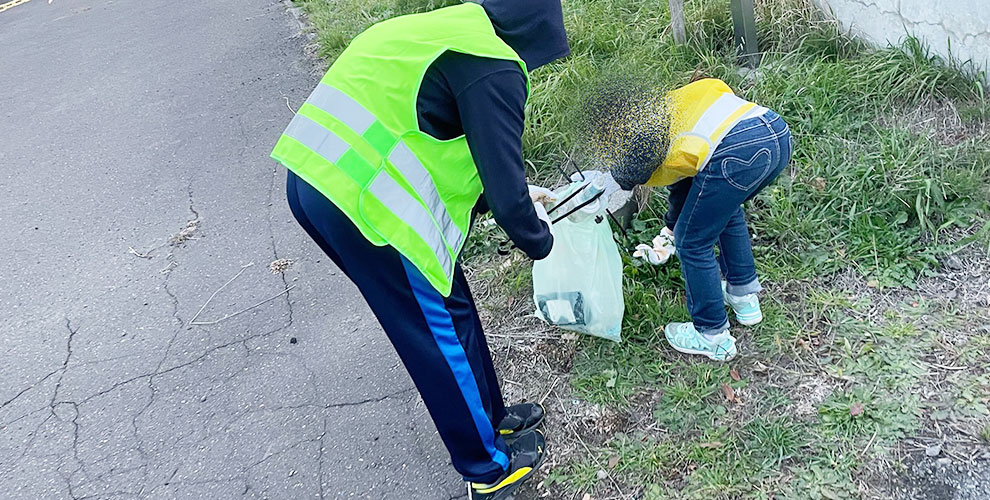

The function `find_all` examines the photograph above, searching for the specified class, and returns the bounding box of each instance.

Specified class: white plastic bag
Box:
[532,181,624,342]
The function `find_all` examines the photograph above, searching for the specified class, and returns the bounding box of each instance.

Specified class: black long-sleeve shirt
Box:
[415,51,553,260]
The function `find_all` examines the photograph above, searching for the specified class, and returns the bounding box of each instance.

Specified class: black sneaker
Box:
[497,402,545,443]
[468,430,546,500]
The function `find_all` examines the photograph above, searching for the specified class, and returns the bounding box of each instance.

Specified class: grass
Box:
[291,0,990,497]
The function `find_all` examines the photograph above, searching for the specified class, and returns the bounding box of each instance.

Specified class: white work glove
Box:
[528,184,558,205]
[529,184,557,236]
[533,199,554,236]
[632,227,676,265]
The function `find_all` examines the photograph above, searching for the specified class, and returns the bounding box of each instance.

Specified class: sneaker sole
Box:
[664,327,737,362]
[469,431,548,500]
[724,297,763,327]
[734,312,763,327]
[500,403,545,444]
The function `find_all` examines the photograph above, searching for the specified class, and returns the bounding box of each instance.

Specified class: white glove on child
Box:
[632,227,676,265]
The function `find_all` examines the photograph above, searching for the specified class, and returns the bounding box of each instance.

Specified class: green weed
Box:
[819,388,921,442]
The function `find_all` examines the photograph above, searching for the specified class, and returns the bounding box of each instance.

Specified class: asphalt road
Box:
[0,0,463,498]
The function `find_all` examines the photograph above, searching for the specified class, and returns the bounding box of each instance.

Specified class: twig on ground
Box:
[916,360,969,371]
[191,285,295,326]
[128,246,154,259]
[189,262,255,324]
[540,376,561,406]
[859,429,879,459]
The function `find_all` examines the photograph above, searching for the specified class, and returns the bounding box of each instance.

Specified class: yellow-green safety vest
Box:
[271,3,529,296]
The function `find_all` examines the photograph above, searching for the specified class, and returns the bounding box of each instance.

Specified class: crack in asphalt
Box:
[0,319,80,481]
[316,414,328,500]
[51,317,80,405]
[264,142,296,333]
[324,387,416,409]
[0,370,60,411]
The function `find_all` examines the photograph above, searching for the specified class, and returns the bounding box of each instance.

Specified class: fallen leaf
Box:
[850,402,865,417]
[582,494,594,500]
[607,455,620,468]
[812,177,826,192]
[721,383,737,403]
[729,368,742,381]
[698,441,723,449]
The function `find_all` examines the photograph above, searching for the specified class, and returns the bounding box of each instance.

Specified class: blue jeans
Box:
[665,111,792,335]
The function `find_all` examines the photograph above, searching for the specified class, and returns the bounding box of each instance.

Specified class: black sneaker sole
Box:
[470,431,548,500]
[499,403,545,444]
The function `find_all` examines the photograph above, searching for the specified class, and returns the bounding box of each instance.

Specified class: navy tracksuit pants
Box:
[286,171,510,483]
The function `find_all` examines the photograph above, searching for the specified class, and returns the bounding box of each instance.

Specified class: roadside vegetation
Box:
[293,0,990,498]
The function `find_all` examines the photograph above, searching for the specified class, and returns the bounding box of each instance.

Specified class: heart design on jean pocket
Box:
[720,147,773,192]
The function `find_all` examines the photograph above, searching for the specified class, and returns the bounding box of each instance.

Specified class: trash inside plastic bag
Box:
[532,181,624,342]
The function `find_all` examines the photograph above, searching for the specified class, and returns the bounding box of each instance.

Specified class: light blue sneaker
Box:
[722,281,763,326]
[664,322,737,361]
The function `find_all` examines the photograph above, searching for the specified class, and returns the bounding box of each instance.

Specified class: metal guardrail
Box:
[668,0,760,68]
[730,0,760,68]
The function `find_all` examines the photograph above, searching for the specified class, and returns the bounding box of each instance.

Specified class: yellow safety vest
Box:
[645,78,768,186]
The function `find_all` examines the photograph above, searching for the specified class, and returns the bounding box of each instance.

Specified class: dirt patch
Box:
[789,373,838,417]
[885,97,988,146]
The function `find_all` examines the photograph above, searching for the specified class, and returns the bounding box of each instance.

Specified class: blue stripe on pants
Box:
[400,257,511,471]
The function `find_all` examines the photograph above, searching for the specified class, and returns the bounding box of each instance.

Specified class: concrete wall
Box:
[811,0,989,83]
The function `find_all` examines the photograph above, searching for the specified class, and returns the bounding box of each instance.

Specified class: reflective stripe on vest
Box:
[369,171,453,277]
[388,142,465,252]
[307,83,376,135]
[283,114,350,163]
[677,93,766,173]
[287,83,460,281]
[690,93,753,140]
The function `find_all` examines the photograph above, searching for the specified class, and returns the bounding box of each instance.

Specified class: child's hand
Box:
[632,227,676,265]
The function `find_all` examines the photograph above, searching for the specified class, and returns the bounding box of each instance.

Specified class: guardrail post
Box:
[668,0,687,44]
[730,0,760,67]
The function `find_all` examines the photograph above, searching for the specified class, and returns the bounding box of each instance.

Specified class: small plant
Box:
[819,388,921,442]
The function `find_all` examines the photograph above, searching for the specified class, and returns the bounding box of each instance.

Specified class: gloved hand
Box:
[532,199,554,235]
[528,184,558,205]
[632,227,676,265]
